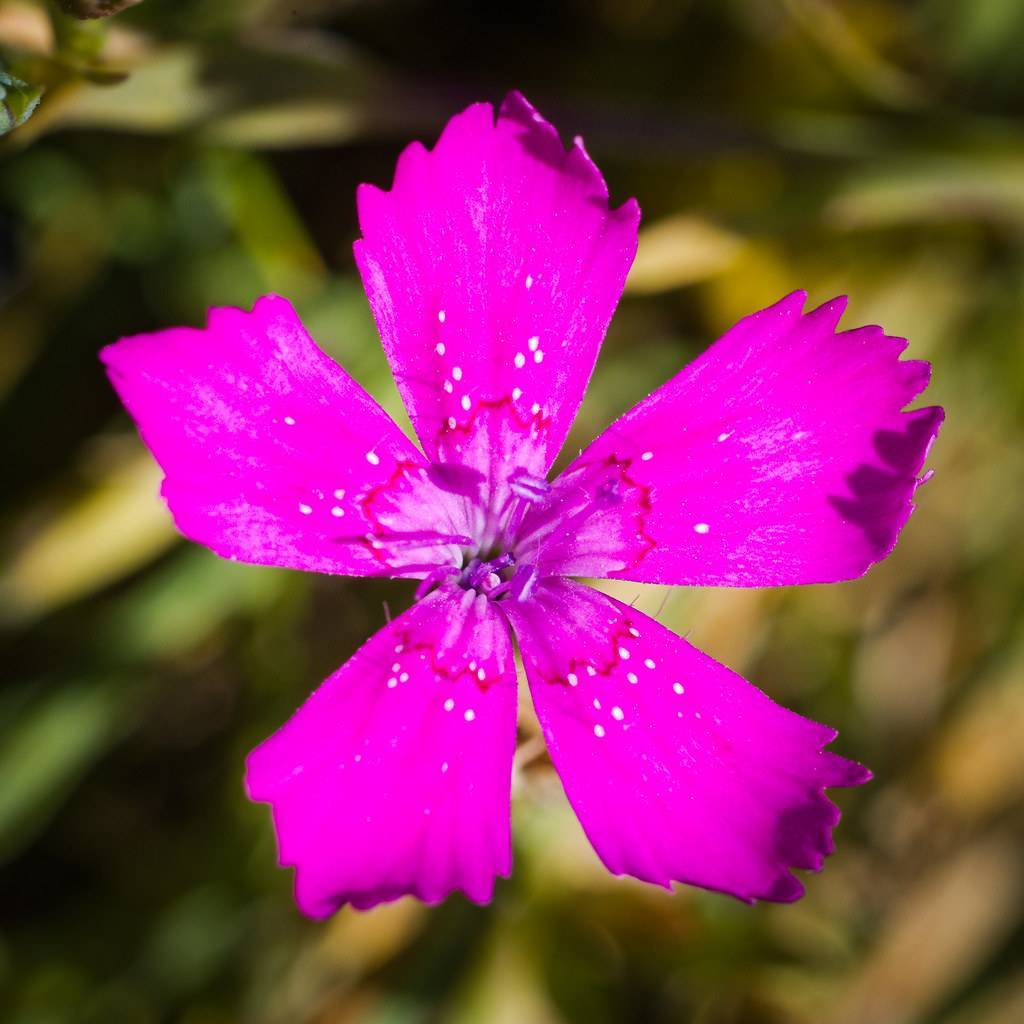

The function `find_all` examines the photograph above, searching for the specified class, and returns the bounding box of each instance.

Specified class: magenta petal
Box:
[504,579,869,903]
[355,91,639,513]
[101,295,472,576]
[246,587,517,916]
[517,292,943,586]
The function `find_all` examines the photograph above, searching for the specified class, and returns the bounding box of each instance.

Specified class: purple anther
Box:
[509,564,537,602]
[414,564,459,600]
[487,552,515,573]
[509,472,551,503]
[461,558,487,589]
[427,461,486,499]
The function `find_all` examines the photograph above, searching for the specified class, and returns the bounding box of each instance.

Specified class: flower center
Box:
[414,463,550,603]
[414,543,538,604]
[458,542,540,601]
[458,551,516,594]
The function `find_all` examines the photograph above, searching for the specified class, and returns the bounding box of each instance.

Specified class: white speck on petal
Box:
[452,366,463,381]
[593,699,601,710]
[399,672,409,682]
[331,506,344,517]
[528,335,540,351]
[531,403,541,415]
[641,451,653,461]
[534,350,544,363]
[644,658,656,670]
[627,672,638,684]
[628,627,640,637]
[512,387,522,400]
[461,395,471,411]
[298,503,312,515]
[525,274,534,289]
[443,380,453,393]
[441,761,449,773]
[283,416,296,425]
[387,677,398,688]
[334,489,345,500]
[594,724,606,738]
[447,416,457,429]
[444,698,455,711]
[673,682,685,695]
[717,431,732,442]
[514,352,526,368]
[476,667,486,681]
[366,451,380,466]
[586,665,597,676]
[567,672,578,687]
[612,706,624,721]
[694,522,710,534]
[618,647,630,660]
[435,341,446,355]
[464,709,475,722]
[437,310,446,323]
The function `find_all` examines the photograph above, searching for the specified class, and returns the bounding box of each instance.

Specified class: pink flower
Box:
[101,92,942,917]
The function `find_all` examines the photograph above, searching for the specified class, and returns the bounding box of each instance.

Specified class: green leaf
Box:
[0,70,44,135]
[0,452,178,626]
[98,547,290,662]
[0,683,126,864]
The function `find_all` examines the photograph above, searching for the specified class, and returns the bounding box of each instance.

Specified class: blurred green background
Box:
[1,1,1021,1021]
